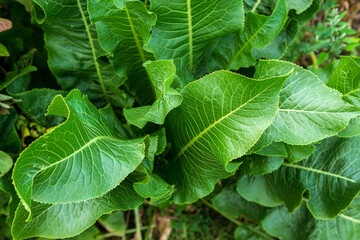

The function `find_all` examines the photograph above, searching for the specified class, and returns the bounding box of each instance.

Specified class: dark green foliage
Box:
[1,0,360,239]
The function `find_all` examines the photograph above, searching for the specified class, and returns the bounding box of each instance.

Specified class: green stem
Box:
[144,209,156,240]
[310,52,318,68]
[127,225,156,234]
[97,232,116,239]
[144,0,148,8]
[76,0,109,103]
[97,226,155,239]
[201,199,273,240]
[134,207,142,240]
[252,0,262,13]
[125,3,156,100]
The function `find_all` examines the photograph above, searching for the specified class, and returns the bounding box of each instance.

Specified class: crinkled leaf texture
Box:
[238,136,360,219]
[87,0,156,104]
[124,60,183,128]
[149,0,244,83]
[165,68,291,204]
[12,89,146,218]
[32,0,131,107]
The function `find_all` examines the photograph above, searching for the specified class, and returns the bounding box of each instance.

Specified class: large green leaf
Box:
[11,176,143,240]
[124,60,183,128]
[12,90,146,217]
[237,136,360,219]
[262,198,360,240]
[255,60,359,146]
[165,70,291,204]
[208,0,287,71]
[327,56,360,137]
[87,0,156,104]
[149,0,244,83]
[32,0,129,106]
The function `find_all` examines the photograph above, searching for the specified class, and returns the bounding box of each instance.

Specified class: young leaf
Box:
[149,0,244,83]
[208,0,287,71]
[11,177,144,240]
[237,136,360,219]
[12,90,146,217]
[133,173,174,204]
[0,151,12,177]
[165,70,291,204]
[87,0,157,104]
[0,43,9,57]
[255,60,359,146]
[124,60,183,128]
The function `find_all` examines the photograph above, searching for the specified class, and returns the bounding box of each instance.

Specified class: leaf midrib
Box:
[124,3,156,99]
[187,0,193,71]
[339,214,360,223]
[76,0,109,103]
[175,80,280,160]
[125,4,147,63]
[37,135,120,174]
[282,162,356,182]
[277,109,347,114]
